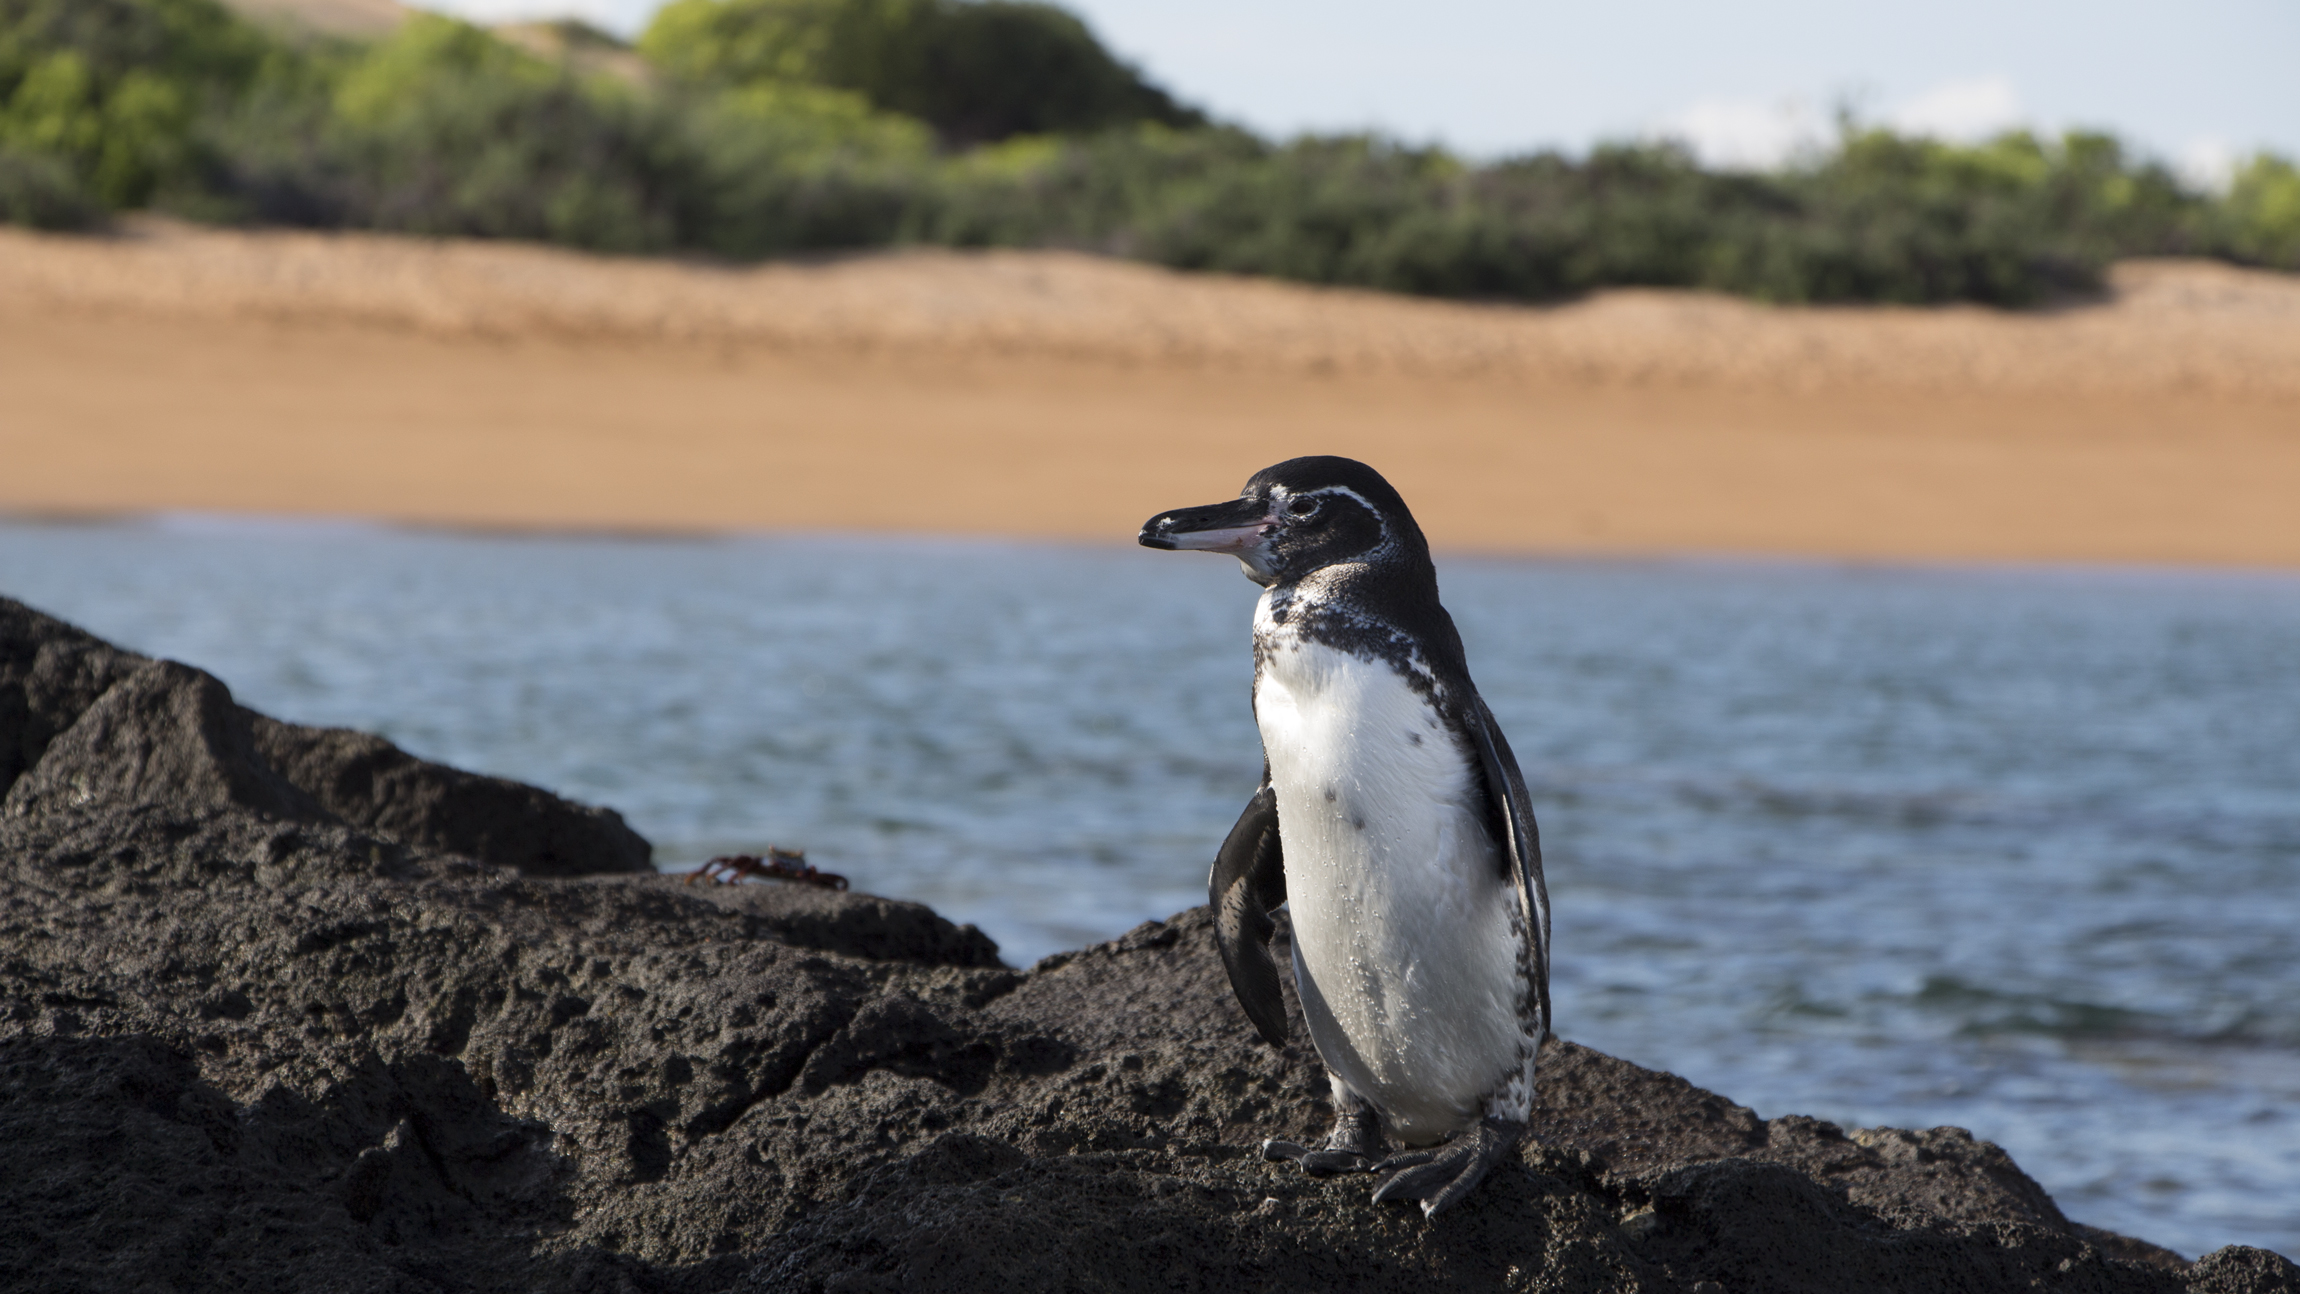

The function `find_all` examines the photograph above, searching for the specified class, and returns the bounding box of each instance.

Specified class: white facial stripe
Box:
[1277,484,1384,524]
[1309,485,1384,531]
[1274,484,1397,566]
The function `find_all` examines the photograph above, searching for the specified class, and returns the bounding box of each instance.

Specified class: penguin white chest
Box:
[1252,629,1527,1144]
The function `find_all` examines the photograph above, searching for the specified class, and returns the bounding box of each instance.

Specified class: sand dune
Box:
[10,219,2298,398]
[3,218,2296,566]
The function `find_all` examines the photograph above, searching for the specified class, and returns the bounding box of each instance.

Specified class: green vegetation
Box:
[3,0,2294,304]
[641,0,1200,145]
[2219,154,2300,267]
[908,128,2216,305]
[0,0,272,217]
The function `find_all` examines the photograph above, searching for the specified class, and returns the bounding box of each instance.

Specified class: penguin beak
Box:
[1138,497,1276,555]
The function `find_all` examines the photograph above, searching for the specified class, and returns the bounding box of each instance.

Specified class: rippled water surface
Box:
[3,516,2295,1258]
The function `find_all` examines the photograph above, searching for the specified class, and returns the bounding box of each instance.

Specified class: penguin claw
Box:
[1260,1139,1374,1175]
[1368,1118,1524,1219]
[1369,1154,1463,1212]
[1299,1149,1374,1176]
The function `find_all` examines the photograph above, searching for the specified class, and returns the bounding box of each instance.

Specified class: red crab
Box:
[685,847,849,892]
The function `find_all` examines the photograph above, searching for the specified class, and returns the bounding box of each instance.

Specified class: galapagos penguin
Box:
[1139,455,1550,1218]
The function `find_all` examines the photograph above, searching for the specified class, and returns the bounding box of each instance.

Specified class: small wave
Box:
[1915,975,2159,1039]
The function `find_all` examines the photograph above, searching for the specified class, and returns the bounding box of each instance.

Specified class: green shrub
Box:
[4,0,2294,306]
[672,80,933,255]
[641,0,1199,144]
[249,15,688,251]
[0,0,270,205]
[641,0,842,85]
[0,141,98,226]
[913,131,2119,305]
[2220,154,2300,269]
[857,123,2290,304]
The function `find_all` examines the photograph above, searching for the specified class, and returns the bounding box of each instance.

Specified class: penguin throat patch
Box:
[1257,587,1446,707]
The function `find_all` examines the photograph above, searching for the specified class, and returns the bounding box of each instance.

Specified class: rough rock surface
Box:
[0,596,2290,1293]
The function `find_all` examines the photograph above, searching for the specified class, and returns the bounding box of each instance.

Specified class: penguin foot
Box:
[1261,1107,1384,1176]
[1369,1117,1524,1218]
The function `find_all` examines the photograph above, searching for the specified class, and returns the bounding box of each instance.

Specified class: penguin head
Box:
[1138,456,1432,588]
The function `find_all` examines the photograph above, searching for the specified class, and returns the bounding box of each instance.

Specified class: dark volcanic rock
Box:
[0,598,146,797]
[6,658,325,823]
[1,597,649,876]
[251,717,650,879]
[0,596,2284,1293]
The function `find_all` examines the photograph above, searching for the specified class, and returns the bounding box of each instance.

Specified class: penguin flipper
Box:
[1463,694,1551,1038]
[1210,783,1289,1047]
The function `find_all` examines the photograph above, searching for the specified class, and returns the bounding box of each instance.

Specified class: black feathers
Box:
[1463,692,1551,1039]
[1210,783,1289,1047]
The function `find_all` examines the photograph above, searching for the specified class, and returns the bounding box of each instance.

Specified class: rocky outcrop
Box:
[0,597,650,875]
[0,595,2288,1293]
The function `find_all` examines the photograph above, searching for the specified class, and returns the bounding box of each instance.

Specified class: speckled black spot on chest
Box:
[1293,605,1441,703]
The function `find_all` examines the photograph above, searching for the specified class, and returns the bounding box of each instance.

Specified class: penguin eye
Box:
[1286,495,1323,520]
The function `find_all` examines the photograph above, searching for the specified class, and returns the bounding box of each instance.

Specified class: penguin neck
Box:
[1255,563,1463,705]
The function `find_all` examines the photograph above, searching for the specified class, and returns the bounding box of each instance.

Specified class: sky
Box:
[427,0,2299,184]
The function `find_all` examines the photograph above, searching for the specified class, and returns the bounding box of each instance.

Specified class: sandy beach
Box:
[3,217,2296,565]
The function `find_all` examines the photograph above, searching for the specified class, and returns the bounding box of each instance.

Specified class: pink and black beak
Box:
[1139,494,1281,581]
[1139,495,1275,554]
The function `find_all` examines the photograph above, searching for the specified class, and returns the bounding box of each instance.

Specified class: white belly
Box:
[1255,634,1525,1145]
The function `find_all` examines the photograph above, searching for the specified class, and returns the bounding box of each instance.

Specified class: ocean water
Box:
[1,516,2295,1259]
